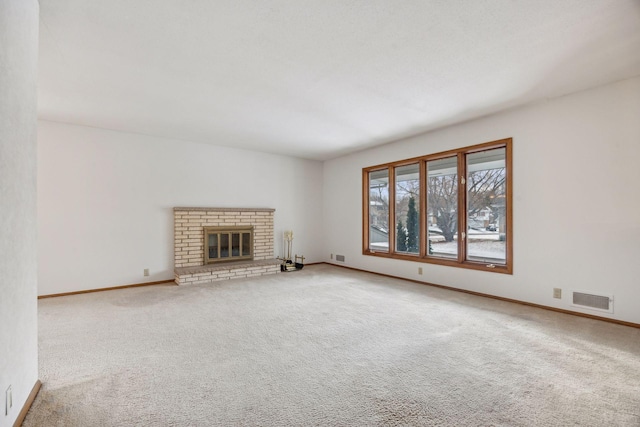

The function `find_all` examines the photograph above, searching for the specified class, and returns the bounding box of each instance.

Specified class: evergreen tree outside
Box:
[396,219,407,252]
[406,197,419,253]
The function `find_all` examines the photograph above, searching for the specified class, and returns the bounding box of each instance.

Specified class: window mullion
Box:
[457,153,467,263]
[362,169,370,254]
[419,160,427,257]
[505,141,513,270]
[388,166,396,254]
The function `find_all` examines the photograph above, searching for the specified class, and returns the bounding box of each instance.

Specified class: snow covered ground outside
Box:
[429,228,501,242]
[432,240,505,259]
[370,229,506,260]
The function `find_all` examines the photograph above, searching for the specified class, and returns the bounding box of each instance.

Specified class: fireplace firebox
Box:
[204,226,253,264]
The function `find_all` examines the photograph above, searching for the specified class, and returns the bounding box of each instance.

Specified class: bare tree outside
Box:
[426,156,459,259]
[364,139,511,271]
[427,173,458,243]
[467,148,506,262]
[368,147,506,262]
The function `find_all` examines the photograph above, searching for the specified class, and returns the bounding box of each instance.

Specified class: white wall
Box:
[323,76,640,324]
[0,1,39,426]
[38,121,323,295]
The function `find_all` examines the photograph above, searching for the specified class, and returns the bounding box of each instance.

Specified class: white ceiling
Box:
[38,0,640,160]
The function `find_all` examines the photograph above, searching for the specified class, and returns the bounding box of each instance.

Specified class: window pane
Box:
[208,234,218,259]
[427,157,458,259]
[220,233,229,258]
[369,169,389,251]
[232,233,240,256]
[242,233,251,256]
[466,148,506,264]
[395,164,420,253]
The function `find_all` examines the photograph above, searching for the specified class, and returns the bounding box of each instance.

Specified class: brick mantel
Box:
[174,207,275,213]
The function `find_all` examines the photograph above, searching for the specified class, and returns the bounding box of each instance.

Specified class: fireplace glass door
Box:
[204,226,253,264]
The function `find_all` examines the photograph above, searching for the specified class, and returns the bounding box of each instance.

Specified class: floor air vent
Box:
[571,290,613,313]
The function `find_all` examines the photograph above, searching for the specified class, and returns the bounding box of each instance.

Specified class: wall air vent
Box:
[571,290,613,313]
[335,254,345,262]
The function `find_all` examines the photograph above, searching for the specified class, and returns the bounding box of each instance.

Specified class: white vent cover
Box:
[571,290,613,313]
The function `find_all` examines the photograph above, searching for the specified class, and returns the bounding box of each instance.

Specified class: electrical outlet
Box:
[144,268,149,277]
[330,253,333,259]
[5,385,12,416]
[553,288,562,299]
[418,267,423,275]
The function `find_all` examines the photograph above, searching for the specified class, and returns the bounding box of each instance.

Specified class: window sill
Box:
[363,250,512,275]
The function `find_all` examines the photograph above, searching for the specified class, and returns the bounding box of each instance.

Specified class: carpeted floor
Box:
[25,264,640,426]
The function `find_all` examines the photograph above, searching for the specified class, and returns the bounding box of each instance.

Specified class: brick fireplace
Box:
[173,207,280,285]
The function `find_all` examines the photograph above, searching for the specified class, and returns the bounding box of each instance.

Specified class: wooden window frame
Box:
[362,138,513,274]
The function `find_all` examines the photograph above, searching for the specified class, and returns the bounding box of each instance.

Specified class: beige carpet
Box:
[25,264,640,426]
